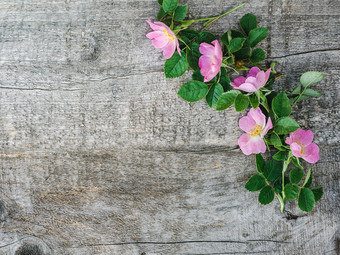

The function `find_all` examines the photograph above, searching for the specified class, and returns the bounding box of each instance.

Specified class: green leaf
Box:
[303,88,322,97]
[186,43,201,71]
[221,30,232,46]
[250,48,266,63]
[240,13,257,35]
[284,184,299,200]
[158,0,163,5]
[245,174,266,191]
[234,47,251,61]
[164,51,188,78]
[231,30,246,38]
[234,93,249,112]
[174,5,187,21]
[157,7,167,20]
[273,177,282,194]
[248,27,269,48]
[270,133,282,147]
[177,81,208,102]
[192,70,204,82]
[272,92,292,118]
[292,85,302,95]
[162,0,178,14]
[220,71,232,92]
[256,154,265,173]
[292,156,303,168]
[275,117,300,135]
[215,91,240,111]
[303,168,312,188]
[290,169,304,184]
[298,188,315,212]
[228,38,246,53]
[263,159,282,181]
[258,186,275,205]
[179,29,199,40]
[197,32,216,44]
[311,186,323,202]
[273,151,286,161]
[206,83,223,107]
[300,71,324,88]
[249,94,260,109]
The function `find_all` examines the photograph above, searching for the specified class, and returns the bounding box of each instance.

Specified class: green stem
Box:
[292,85,308,106]
[280,151,293,212]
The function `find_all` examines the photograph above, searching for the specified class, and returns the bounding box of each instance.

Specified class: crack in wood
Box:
[269,48,340,59]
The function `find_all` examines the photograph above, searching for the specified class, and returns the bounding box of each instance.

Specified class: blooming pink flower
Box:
[285,129,319,163]
[238,107,273,155]
[230,67,271,92]
[198,40,222,82]
[146,19,181,59]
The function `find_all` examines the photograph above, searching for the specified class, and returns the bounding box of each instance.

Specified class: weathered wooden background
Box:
[0,0,339,254]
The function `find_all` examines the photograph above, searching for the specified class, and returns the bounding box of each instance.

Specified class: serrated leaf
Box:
[192,70,204,82]
[273,151,286,161]
[234,93,249,112]
[273,177,282,194]
[300,71,324,88]
[234,47,251,61]
[290,169,304,184]
[292,85,302,95]
[228,38,246,53]
[284,184,299,200]
[164,51,188,78]
[186,43,201,71]
[270,133,282,147]
[179,29,198,40]
[291,156,302,168]
[250,48,266,63]
[258,186,275,205]
[256,154,265,173]
[249,94,260,109]
[303,88,322,97]
[215,91,240,111]
[263,159,282,181]
[221,30,232,46]
[240,13,257,35]
[158,0,163,5]
[174,5,187,21]
[157,7,167,20]
[303,168,312,188]
[311,186,323,202]
[248,27,268,48]
[272,92,292,118]
[275,117,300,135]
[220,74,232,92]
[298,188,315,212]
[162,0,178,13]
[206,83,223,107]
[197,32,216,44]
[177,81,208,102]
[245,174,266,191]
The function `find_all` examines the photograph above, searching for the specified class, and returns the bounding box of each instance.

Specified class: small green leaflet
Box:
[215,91,240,111]
[174,5,187,21]
[284,184,299,200]
[248,27,268,47]
[290,169,304,184]
[234,93,249,112]
[206,83,223,107]
[298,188,315,212]
[300,71,324,88]
[164,52,188,78]
[240,13,257,35]
[258,186,274,205]
[275,117,300,134]
[263,159,282,181]
[272,92,292,118]
[245,174,266,191]
[250,48,266,63]
[162,0,178,14]
[177,81,208,102]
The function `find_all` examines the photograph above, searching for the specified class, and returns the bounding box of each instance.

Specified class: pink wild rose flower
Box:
[146,19,181,59]
[238,107,273,155]
[285,128,319,163]
[198,40,222,82]
[230,67,271,92]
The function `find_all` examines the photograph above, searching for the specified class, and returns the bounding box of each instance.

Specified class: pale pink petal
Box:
[261,117,273,137]
[303,143,319,163]
[152,36,169,49]
[236,83,258,92]
[264,68,271,84]
[203,68,218,82]
[290,142,303,158]
[248,107,266,127]
[199,43,215,55]
[245,76,258,86]
[233,77,247,86]
[293,129,314,146]
[285,136,293,145]
[199,56,213,76]
[239,116,256,133]
[247,67,261,78]
[212,40,222,61]
[162,41,176,59]
[238,133,266,155]
[175,37,181,56]
[146,19,163,31]
[146,31,164,39]
[255,70,266,88]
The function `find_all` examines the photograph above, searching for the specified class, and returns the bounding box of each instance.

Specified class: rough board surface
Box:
[0,0,339,254]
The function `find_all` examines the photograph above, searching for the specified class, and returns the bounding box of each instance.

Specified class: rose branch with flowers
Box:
[146,0,324,213]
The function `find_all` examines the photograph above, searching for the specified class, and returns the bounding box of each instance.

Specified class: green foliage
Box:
[234,93,249,112]
[228,38,246,53]
[270,133,282,147]
[256,154,265,173]
[177,81,208,102]
[157,7,167,20]
[250,48,266,63]
[303,168,312,188]
[312,186,323,202]
[272,92,292,118]
[192,70,204,82]
[220,69,232,92]
[162,0,178,14]
[164,52,188,78]
[245,174,266,191]
[174,5,188,21]
[206,83,223,107]
[263,159,282,181]
[215,91,240,111]
[197,32,216,44]
[273,151,286,161]
[275,117,300,134]
[300,71,324,88]
[298,188,315,212]
[248,27,268,47]
[186,43,201,71]
[258,186,274,205]
[240,13,257,35]
[290,169,304,184]
[284,184,299,200]
[303,88,322,97]
[249,94,260,108]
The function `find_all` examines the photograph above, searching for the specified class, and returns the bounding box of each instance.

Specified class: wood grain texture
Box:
[0,0,339,254]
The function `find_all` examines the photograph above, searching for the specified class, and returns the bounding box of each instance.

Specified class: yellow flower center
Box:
[295,139,306,155]
[249,124,262,137]
[163,28,175,42]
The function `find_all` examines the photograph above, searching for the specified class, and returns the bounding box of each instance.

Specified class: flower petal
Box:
[212,40,222,60]
[152,36,169,49]
[261,117,273,137]
[264,68,271,84]
[199,55,214,75]
[292,128,314,146]
[247,67,261,78]
[146,31,164,39]
[162,41,176,59]
[199,42,215,55]
[146,19,163,31]
[239,116,256,133]
[233,76,246,86]
[248,107,266,127]
[256,70,266,88]
[290,142,303,158]
[303,143,320,163]
[238,133,266,155]
[236,83,258,92]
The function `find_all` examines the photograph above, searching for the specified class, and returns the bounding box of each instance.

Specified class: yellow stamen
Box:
[249,124,262,137]
[162,28,175,42]
[295,139,306,155]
